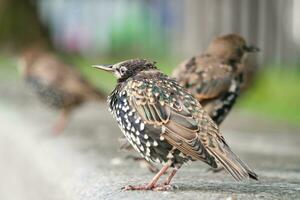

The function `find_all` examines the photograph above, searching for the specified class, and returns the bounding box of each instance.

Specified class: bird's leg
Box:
[164,168,179,185]
[154,164,181,191]
[52,108,71,135]
[122,161,171,191]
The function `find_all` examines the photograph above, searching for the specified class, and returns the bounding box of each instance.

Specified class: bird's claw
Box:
[122,184,176,191]
[153,184,177,191]
[122,184,154,191]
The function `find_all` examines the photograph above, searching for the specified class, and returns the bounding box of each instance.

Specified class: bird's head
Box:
[206,34,259,63]
[93,59,157,82]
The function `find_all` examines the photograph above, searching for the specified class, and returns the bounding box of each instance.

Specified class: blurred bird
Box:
[172,34,259,125]
[93,59,258,191]
[18,48,105,134]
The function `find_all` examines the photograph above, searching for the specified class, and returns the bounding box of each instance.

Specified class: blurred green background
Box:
[0,0,299,126]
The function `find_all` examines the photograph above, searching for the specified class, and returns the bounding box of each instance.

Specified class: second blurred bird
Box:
[173,34,259,125]
[18,47,106,134]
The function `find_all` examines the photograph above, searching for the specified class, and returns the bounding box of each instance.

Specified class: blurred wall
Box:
[178,0,297,66]
[38,0,299,66]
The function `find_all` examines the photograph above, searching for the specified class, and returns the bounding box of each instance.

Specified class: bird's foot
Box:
[153,184,177,191]
[122,184,176,191]
[206,166,224,173]
[122,184,154,191]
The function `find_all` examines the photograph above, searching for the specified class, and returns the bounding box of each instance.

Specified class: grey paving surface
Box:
[0,80,300,200]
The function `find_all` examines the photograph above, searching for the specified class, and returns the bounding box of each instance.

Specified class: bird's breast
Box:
[108,88,188,165]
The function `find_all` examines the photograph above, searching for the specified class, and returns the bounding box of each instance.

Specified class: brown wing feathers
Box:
[206,140,258,181]
[127,74,257,181]
[128,78,218,167]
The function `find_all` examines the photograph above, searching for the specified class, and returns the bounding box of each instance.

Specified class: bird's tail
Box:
[208,143,258,181]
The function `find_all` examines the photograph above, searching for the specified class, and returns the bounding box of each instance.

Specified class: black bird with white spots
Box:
[93,59,258,191]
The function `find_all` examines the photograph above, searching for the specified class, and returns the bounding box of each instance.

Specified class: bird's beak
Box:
[245,45,260,52]
[92,64,114,72]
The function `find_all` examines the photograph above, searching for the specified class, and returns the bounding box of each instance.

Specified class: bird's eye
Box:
[119,66,127,75]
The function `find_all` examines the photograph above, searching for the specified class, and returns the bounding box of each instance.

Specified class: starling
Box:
[93,59,258,191]
[173,34,259,125]
[18,48,105,134]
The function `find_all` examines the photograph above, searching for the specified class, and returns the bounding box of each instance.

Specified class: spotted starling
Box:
[93,59,258,191]
[173,34,259,125]
[18,48,105,134]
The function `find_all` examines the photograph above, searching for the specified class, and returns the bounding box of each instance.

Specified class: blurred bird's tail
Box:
[208,142,258,181]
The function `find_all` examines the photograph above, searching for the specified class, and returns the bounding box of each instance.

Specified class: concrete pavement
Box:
[0,81,299,200]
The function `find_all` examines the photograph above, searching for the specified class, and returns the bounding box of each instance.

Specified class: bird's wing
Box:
[126,73,217,166]
[173,55,234,101]
[126,72,257,181]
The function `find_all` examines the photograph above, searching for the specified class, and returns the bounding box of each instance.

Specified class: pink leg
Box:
[123,160,172,191]
[52,108,71,135]
[164,168,178,185]
[154,165,181,191]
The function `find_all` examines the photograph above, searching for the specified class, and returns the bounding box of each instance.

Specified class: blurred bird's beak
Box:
[245,45,260,52]
[92,64,114,72]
